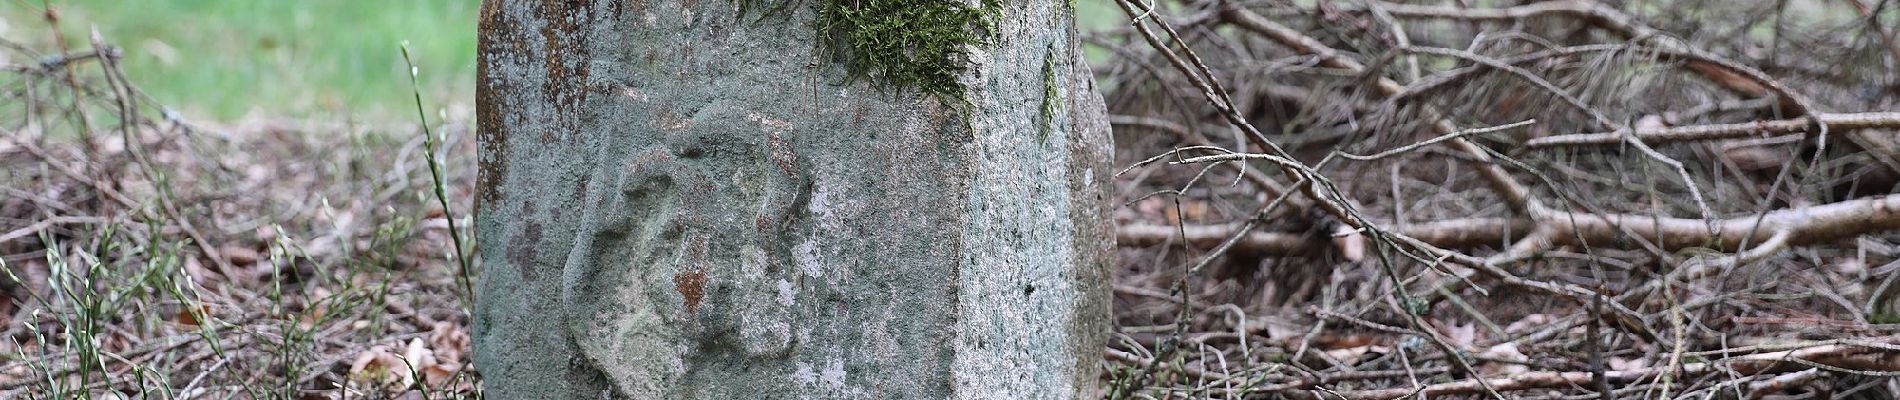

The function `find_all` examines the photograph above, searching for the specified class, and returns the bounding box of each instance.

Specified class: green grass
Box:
[4,0,477,122]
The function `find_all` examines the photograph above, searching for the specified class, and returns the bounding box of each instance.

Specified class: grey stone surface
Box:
[473,1,1112,398]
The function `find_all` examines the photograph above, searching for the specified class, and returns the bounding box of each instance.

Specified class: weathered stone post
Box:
[473,1,1112,398]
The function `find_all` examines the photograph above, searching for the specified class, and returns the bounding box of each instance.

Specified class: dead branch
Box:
[1528,112,1900,147]
[1124,193,1900,257]
[1120,217,1531,255]
[1221,5,1536,212]
[1097,0,1900,397]
[1315,338,1900,399]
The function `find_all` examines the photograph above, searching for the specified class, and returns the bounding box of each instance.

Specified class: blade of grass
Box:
[399,41,474,305]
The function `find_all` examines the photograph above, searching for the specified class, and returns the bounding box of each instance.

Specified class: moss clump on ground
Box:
[811,0,1002,102]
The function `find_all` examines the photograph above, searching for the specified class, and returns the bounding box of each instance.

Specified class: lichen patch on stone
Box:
[793,362,818,384]
[795,239,824,278]
[747,112,794,130]
[818,359,847,388]
[673,269,708,314]
[777,279,797,306]
[615,83,650,102]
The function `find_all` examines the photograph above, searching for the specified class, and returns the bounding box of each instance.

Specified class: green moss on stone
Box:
[747,0,1001,102]
[818,0,1001,102]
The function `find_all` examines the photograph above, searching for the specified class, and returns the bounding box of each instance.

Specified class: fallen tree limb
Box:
[1527,112,1900,148]
[1533,194,1900,250]
[1106,335,1900,399]
[1119,217,1530,255]
[1121,193,1900,256]
[1314,337,1900,399]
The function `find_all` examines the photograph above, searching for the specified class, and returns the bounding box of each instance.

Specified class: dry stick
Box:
[1399,46,1619,130]
[1098,16,1366,287]
[1528,112,1900,147]
[1129,193,1900,256]
[1202,8,1657,333]
[1375,0,1849,197]
[2,46,235,275]
[1208,20,1624,336]
[1388,44,1629,106]
[0,216,109,244]
[0,49,107,73]
[3,136,229,275]
[1316,337,1900,399]
[1364,0,1422,83]
[86,32,238,277]
[1309,306,1420,336]
[1109,160,1263,399]
[1371,0,1789,93]
[1227,0,1878,336]
[1341,119,1536,161]
[1104,3,1410,397]
[1110,172,1309,398]
[1109,215,1261,400]
[1120,217,1529,254]
[1373,0,1824,127]
[1106,347,1230,385]
[1257,367,1453,394]
[1109,0,1398,239]
[1395,44,1725,224]
[1744,368,1822,399]
[1146,190,1873,344]
[1619,129,1719,224]
[1222,6,1534,212]
[0,328,249,391]
[1104,1,1361,254]
[1122,4,1662,397]
[1108,115,1295,203]
[1106,347,1463,398]
[1180,9,1520,396]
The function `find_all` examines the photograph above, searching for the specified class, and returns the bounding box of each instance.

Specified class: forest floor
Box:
[0,8,482,397]
[1094,1,1900,398]
[7,0,1900,399]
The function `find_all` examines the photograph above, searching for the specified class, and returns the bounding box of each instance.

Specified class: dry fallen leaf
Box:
[1722,145,1790,172]
[1608,356,1650,371]
[422,362,465,390]
[429,321,470,366]
[1324,344,1391,364]
[346,336,480,392]
[1165,200,1214,224]
[1634,114,1668,131]
[1477,342,1532,376]
[348,344,415,391]
[174,304,213,326]
[1504,314,1552,334]
[1330,226,1365,262]
[1307,334,1377,350]
[1435,321,1479,349]
[1685,61,1770,98]
[299,287,333,331]
[182,256,223,290]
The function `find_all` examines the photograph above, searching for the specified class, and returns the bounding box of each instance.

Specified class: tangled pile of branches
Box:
[1097,0,1900,398]
[0,28,475,397]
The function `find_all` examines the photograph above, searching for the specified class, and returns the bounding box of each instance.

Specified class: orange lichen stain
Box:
[674,269,708,314]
